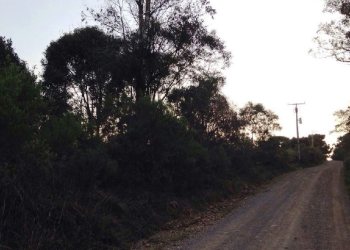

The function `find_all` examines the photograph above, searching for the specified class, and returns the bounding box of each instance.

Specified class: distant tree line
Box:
[0,0,329,248]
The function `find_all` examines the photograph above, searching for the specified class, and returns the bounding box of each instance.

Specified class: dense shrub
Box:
[333,134,350,160]
[0,22,330,248]
[343,158,350,194]
[300,146,326,166]
[0,63,43,164]
[108,99,208,194]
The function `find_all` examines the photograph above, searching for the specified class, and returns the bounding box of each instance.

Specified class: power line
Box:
[288,102,305,161]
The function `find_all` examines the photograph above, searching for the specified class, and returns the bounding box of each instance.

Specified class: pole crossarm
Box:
[288,102,306,106]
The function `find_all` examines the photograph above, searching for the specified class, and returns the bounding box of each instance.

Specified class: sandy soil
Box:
[167,161,350,250]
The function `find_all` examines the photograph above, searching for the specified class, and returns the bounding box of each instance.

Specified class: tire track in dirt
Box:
[169,161,350,250]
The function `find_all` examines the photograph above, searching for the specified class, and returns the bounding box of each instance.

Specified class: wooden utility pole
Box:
[288,102,305,161]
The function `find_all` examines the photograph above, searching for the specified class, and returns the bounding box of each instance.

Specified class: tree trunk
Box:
[135,0,152,101]
[145,0,151,28]
[137,0,144,37]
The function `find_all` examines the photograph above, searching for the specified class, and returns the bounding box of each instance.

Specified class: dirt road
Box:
[169,161,350,250]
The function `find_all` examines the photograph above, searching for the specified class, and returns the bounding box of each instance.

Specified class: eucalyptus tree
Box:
[0,37,42,163]
[333,105,350,133]
[314,0,350,62]
[0,37,25,68]
[84,0,230,101]
[239,102,281,143]
[42,27,127,137]
[169,76,243,144]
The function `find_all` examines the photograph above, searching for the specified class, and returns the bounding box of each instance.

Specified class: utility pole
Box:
[288,102,305,161]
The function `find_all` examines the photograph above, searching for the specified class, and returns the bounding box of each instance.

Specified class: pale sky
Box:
[0,0,349,145]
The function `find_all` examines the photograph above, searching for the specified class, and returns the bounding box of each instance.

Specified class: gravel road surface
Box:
[169,161,350,250]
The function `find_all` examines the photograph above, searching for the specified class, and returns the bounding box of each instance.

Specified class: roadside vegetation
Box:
[0,0,329,249]
[331,106,350,194]
[313,0,350,196]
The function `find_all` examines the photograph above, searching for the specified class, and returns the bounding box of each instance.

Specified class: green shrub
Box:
[108,99,208,194]
[332,134,350,160]
[0,63,43,164]
[300,147,325,167]
[40,114,84,156]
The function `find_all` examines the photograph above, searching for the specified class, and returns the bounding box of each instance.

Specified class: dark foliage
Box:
[0,36,26,69]
[0,1,330,248]
[108,99,208,194]
[333,134,350,160]
[168,76,242,145]
[239,102,281,142]
[42,27,128,137]
[332,105,350,161]
[85,0,230,101]
[289,134,329,166]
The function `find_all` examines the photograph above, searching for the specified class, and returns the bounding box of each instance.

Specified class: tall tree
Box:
[0,37,24,68]
[332,133,350,160]
[332,105,350,159]
[0,37,43,163]
[85,0,230,101]
[239,102,281,142]
[169,76,242,144]
[314,0,350,62]
[42,27,127,137]
[334,105,350,133]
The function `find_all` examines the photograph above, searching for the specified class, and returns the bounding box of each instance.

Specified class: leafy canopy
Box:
[239,102,281,142]
[84,0,230,100]
[42,27,127,137]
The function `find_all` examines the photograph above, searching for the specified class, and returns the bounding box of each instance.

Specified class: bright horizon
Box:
[1,0,349,145]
